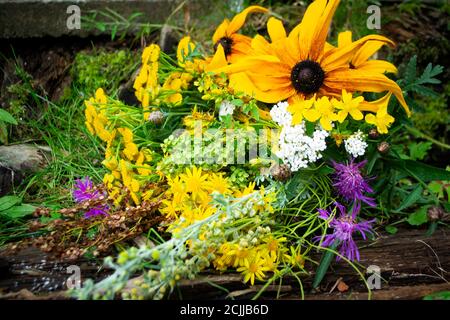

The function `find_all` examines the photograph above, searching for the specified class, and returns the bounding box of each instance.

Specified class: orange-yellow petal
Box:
[267,17,287,42]
[226,6,269,35]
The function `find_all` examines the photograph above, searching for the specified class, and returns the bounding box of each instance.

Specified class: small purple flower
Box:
[73,177,100,203]
[84,206,109,218]
[315,202,375,261]
[332,159,376,207]
[72,177,109,218]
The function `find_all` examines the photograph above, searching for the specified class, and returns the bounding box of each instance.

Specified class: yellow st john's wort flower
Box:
[315,96,338,131]
[218,0,410,117]
[365,93,395,134]
[288,95,320,125]
[332,89,364,123]
[212,6,268,64]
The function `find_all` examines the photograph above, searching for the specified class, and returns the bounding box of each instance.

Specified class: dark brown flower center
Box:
[214,37,233,56]
[291,60,325,95]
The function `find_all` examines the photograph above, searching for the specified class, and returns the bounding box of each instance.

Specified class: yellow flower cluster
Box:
[133,44,161,118]
[214,237,307,285]
[288,90,364,131]
[161,166,232,229]
[84,88,157,207]
[287,89,395,133]
[102,127,155,206]
[84,88,113,142]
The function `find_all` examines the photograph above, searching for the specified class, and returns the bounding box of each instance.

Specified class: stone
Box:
[0,144,51,195]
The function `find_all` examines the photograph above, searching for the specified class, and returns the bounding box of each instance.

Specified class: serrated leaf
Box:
[0,108,18,125]
[2,204,36,219]
[404,55,417,85]
[0,196,21,211]
[408,142,432,161]
[407,205,429,226]
[411,85,439,98]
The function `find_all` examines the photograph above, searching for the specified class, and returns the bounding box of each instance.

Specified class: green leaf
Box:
[397,185,423,211]
[403,55,417,85]
[312,240,339,289]
[408,142,432,161]
[231,99,244,107]
[386,159,450,182]
[428,181,443,198]
[385,225,398,234]
[407,205,429,226]
[2,204,36,219]
[0,196,21,211]
[0,108,18,125]
[423,291,450,300]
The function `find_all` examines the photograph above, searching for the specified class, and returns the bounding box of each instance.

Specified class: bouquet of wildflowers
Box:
[57,0,449,299]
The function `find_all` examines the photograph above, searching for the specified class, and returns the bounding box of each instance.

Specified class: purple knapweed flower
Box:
[72,177,108,218]
[72,177,100,203]
[315,202,375,261]
[332,159,376,207]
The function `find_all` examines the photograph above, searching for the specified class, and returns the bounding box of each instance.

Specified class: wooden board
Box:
[0,228,449,300]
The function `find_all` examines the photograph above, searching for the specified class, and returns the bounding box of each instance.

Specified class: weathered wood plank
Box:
[1,228,449,299]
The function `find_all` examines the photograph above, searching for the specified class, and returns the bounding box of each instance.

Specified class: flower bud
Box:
[427,206,445,222]
[377,141,390,154]
[148,110,164,125]
[270,164,292,182]
[368,128,380,139]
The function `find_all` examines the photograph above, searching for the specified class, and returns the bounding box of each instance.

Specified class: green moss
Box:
[71,49,139,96]
[411,84,450,137]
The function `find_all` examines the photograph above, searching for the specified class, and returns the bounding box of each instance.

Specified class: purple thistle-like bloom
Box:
[316,202,375,261]
[72,177,100,203]
[332,159,376,207]
[72,177,108,218]
[84,206,109,218]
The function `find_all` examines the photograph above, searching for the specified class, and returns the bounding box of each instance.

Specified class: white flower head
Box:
[276,121,329,172]
[344,130,368,158]
[219,100,235,117]
[270,101,292,127]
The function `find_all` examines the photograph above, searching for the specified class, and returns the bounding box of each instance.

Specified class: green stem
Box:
[404,125,450,150]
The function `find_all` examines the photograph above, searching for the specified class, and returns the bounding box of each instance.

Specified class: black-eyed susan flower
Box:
[212,5,268,64]
[219,0,410,117]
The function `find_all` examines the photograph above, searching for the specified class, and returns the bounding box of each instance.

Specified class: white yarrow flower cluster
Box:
[218,100,235,117]
[270,102,328,172]
[270,101,292,127]
[276,123,329,171]
[344,130,368,158]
